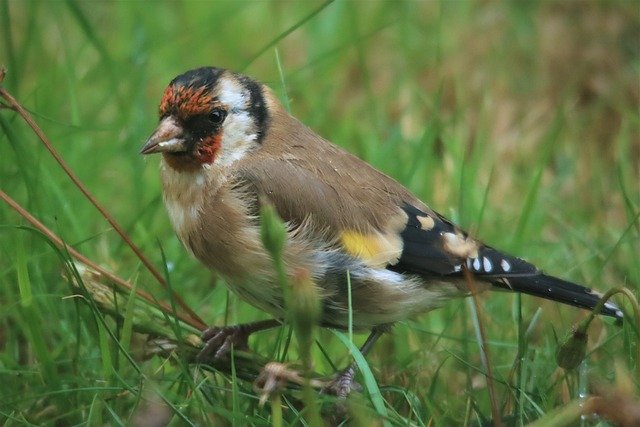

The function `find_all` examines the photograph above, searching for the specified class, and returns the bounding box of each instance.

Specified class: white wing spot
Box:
[454,264,462,272]
[482,257,492,272]
[500,259,511,272]
[472,258,481,271]
[604,301,622,320]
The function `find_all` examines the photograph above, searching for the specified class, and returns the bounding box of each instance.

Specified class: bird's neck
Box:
[160,158,226,236]
[161,152,204,172]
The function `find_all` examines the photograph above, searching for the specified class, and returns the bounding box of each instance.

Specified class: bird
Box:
[140,66,622,395]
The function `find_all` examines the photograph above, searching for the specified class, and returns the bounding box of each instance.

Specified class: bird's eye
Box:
[209,109,226,125]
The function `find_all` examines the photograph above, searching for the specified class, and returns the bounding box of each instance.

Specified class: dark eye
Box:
[209,109,226,125]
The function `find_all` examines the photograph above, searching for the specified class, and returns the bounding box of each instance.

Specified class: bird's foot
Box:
[196,319,280,363]
[323,365,362,399]
[197,324,250,363]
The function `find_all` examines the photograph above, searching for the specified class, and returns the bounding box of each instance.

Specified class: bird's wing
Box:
[234,106,621,319]
[232,105,543,278]
[237,148,525,277]
[393,203,622,319]
[234,118,502,277]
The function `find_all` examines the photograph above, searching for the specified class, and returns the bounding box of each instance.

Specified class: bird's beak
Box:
[140,116,187,155]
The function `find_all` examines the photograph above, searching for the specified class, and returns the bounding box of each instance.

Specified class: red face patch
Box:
[159,85,214,118]
[162,132,222,171]
[194,133,223,164]
[158,83,223,171]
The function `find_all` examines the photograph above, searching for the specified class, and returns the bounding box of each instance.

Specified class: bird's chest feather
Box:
[160,162,279,304]
[161,163,209,244]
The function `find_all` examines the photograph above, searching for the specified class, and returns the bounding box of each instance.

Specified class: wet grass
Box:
[0,0,638,425]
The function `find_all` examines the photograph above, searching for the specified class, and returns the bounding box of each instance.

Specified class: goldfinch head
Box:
[141,67,269,170]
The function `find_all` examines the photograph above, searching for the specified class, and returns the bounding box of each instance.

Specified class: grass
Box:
[1,0,638,425]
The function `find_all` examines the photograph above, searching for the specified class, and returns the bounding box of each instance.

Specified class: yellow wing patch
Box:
[340,230,403,268]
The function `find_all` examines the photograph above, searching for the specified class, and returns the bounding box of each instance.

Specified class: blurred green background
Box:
[1,0,638,425]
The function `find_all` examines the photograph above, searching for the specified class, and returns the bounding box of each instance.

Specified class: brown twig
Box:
[0,189,204,331]
[0,74,205,329]
[464,267,503,427]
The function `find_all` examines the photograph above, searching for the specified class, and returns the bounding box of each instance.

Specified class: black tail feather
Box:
[493,274,623,320]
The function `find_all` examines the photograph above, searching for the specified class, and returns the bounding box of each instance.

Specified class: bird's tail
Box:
[493,274,623,321]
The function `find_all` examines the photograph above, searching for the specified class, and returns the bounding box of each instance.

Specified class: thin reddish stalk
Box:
[0,189,205,331]
[0,73,204,328]
[464,267,503,427]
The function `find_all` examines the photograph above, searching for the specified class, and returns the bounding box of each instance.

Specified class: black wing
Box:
[389,204,622,320]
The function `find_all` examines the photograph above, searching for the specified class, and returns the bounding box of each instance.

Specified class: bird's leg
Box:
[197,319,281,363]
[324,325,389,398]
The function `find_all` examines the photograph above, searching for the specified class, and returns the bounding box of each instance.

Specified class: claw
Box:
[197,325,250,363]
[322,365,362,399]
[322,326,387,398]
[196,319,281,364]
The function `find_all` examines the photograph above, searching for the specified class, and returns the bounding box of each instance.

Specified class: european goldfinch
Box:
[140,67,621,392]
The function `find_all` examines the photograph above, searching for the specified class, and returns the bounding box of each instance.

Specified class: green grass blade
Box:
[332,330,389,423]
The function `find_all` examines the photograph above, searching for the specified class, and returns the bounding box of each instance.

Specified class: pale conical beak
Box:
[140,116,187,155]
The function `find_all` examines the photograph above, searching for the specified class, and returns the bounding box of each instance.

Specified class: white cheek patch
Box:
[225,111,257,141]
[217,77,248,111]
[213,74,260,167]
[217,110,258,168]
